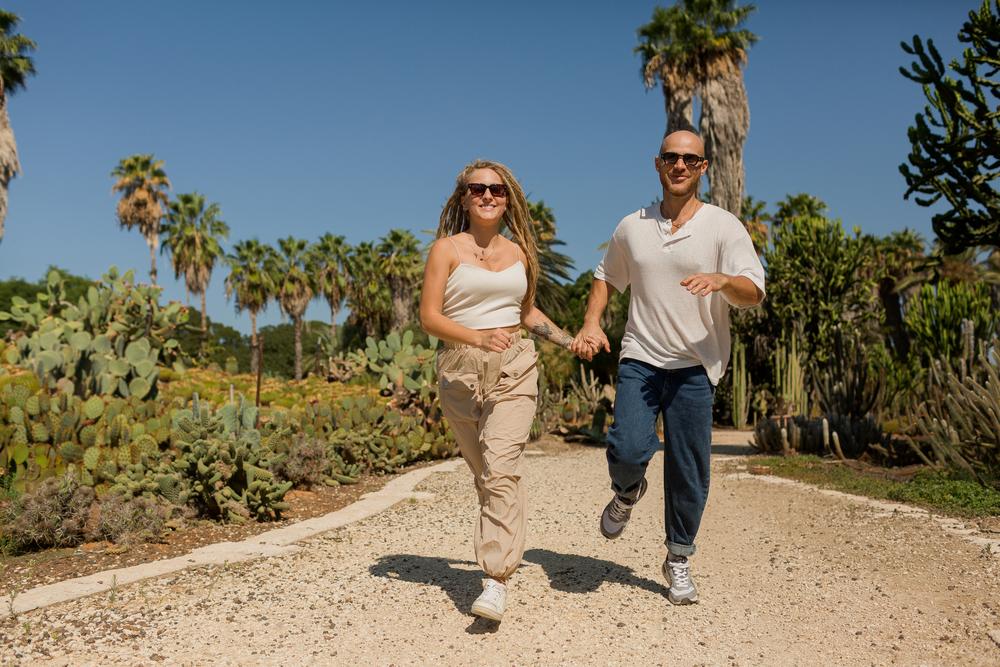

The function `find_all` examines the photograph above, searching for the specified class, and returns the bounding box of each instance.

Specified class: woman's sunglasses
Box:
[466,183,508,198]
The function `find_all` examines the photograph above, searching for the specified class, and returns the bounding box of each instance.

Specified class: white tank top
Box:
[442,239,527,329]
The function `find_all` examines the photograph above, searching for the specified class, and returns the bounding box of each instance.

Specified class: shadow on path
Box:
[369,554,500,634]
[370,549,668,629]
[712,443,755,456]
[523,548,669,597]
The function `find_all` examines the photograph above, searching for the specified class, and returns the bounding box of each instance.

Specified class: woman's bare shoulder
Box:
[427,236,461,273]
[505,236,528,263]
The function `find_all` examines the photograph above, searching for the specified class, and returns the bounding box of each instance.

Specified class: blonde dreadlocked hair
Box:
[436,159,540,311]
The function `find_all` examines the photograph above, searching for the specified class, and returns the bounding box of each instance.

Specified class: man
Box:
[573,130,764,605]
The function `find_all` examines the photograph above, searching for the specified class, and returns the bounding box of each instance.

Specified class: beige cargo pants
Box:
[437,333,539,581]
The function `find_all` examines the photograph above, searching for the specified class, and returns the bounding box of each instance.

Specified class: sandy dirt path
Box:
[3,440,1000,666]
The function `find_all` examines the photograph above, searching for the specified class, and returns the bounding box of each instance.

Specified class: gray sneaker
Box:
[599,478,648,539]
[662,556,698,605]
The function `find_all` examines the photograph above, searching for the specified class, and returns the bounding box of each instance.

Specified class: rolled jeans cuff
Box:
[666,540,696,558]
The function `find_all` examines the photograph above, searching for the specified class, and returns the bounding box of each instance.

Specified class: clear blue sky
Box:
[0,0,966,332]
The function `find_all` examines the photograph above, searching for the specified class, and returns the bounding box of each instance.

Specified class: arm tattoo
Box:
[531,321,574,349]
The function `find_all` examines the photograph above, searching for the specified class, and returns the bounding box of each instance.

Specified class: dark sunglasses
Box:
[658,152,705,168]
[466,182,508,198]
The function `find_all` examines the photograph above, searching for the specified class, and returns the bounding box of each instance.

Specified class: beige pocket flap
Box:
[500,350,537,379]
[440,370,477,392]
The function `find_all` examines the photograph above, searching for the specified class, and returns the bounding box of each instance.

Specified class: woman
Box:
[420,159,579,622]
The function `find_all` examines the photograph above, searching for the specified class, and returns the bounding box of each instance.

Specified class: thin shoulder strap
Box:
[446,235,462,263]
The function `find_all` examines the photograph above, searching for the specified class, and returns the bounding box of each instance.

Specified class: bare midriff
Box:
[473,325,521,334]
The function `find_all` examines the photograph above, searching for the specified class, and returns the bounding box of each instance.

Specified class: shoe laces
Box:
[480,580,506,605]
[667,558,691,589]
[607,495,635,523]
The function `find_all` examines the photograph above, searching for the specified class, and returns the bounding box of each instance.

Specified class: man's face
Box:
[654,133,708,198]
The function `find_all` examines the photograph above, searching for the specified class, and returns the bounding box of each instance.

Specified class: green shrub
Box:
[761,195,880,367]
[903,281,999,364]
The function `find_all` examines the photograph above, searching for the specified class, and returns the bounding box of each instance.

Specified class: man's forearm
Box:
[583,278,611,325]
[721,275,763,306]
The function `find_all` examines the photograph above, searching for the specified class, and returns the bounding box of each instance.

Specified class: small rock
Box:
[988,629,1000,648]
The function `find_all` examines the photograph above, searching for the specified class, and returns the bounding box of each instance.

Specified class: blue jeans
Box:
[606,359,715,557]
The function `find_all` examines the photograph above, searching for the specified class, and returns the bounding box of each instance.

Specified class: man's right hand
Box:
[572,323,610,361]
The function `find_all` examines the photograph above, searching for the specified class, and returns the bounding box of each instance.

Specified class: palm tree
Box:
[636,1,758,215]
[111,154,171,284]
[377,229,424,332]
[161,193,230,348]
[346,241,392,340]
[309,233,351,348]
[225,239,276,375]
[0,11,36,244]
[272,237,314,380]
[527,200,575,318]
[636,5,699,135]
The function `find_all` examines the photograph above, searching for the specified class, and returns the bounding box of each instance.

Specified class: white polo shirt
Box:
[594,203,765,385]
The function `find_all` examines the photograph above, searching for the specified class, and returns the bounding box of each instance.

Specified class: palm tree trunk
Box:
[200,291,208,351]
[329,304,338,353]
[0,84,20,244]
[663,84,695,136]
[293,316,303,381]
[390,281,411,332]
[250,311,259,376]
[699,72,749,215]
[147,234,159,286]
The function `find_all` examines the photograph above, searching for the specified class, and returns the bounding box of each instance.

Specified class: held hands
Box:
[680,272,730,297]
[570,323,610,362]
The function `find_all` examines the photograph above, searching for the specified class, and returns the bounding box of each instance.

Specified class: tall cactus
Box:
[812,327,884,419]
[773,329,808,417]
[908,340,1000,489]
[730,336,750,429]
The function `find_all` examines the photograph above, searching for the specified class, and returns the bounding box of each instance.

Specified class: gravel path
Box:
[3,442,1000,666]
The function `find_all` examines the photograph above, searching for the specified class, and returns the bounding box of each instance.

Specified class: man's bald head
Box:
[654,130,708,200]
[660,130,705,156]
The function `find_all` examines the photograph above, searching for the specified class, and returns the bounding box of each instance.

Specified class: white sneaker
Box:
[471,578,507,621]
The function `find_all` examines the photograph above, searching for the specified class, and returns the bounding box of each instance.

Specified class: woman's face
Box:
[462,168,508,227]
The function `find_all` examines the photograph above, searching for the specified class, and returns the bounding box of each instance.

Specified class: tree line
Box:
[109,153,576,381]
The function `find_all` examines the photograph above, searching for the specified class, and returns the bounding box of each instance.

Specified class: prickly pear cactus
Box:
[0,267,187,399]
[357,330,439,402]
[169,394,292,522]
[0,379,175,492]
